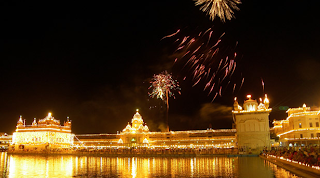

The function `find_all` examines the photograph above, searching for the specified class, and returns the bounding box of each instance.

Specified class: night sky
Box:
[1,1,320,134]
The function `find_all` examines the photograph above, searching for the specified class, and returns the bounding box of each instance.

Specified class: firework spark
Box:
[261,78,265,93]
[163,28,240,101]
[161,29,180,41]
[194,0,241,22]
[239,77,244,90]
[149,71,181,132]
[149,71,181,103]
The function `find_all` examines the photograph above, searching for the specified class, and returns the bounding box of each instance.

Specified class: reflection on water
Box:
[0,152,300,178]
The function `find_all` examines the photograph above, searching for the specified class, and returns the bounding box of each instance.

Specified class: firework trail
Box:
[233,83,236,93]
[261,78,265,93]
[162,28,241,101]
[212,92,218,102]
[161,29,180,41]
[194,0,241,22]
[239,77,245,90]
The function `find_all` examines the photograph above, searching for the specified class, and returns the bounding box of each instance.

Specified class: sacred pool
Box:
[0,152,300,178]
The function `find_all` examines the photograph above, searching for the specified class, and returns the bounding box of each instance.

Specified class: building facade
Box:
[232,95,272,154]
[74,110,237,150]
[6,95,276,154]
[273,104,320,147]
[0,133,11,150]
[11,113,74,151]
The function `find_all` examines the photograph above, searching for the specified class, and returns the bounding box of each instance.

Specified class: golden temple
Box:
[3,94,319,155]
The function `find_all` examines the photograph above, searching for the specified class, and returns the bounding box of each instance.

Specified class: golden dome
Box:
[132,110,143,124]
[38,113,60,125]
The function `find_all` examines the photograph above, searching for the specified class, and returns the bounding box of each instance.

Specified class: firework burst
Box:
[149,71,181,103]
[149,71,181,132]
[194,0,241,22]
[162,28,242,101]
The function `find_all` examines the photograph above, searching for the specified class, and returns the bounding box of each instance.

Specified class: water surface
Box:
[0,152,300,178]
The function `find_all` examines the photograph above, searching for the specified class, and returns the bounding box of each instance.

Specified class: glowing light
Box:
[194,0,241,22]
[161,28,239,101]
[149,71,181,102]
[122,111,149,133]
[232,95,272,114]
[149,71,181,131]
[118,138,123,144]
[143,138,149,144]
[264,94,269,103]
[11,113,73,150]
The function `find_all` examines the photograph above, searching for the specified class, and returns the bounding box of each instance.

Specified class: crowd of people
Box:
[262,146,320,167]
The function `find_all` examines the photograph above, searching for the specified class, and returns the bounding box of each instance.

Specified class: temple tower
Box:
[120,109,149,148]
[232,94,271,154]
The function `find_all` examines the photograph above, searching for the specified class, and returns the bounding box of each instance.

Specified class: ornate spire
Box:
[17,115,24,126]
[32,118,37,126]
[264,94,269,108]
[233,97,242,111]
[38,112,60,125]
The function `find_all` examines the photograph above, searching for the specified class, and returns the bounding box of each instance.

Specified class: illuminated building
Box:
[7,96,276,152]
[120,109,150,147]
[11,113,74,151]
[75,110,237,149]
[6,94,320,154]
[272,104,320,147]
[0,133,11,150]
[232,94,272,154]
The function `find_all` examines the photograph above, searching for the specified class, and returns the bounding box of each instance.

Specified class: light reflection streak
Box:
[128,157,130,173]
[100,157,102,174]
[190,158,194,177]
[6,154,73,178]
[75,157,78,175]
[46,159,48,178]
[8,156,14,178]
[148,158,150,173]
[131,157,137,178]
[0,154,302,177]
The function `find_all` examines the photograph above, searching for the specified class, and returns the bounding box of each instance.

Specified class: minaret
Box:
[32,118,37,126]
[303,103,307,112]
[233,97,242,111]
[264,94,269,109]
[234,97,239,111]
[17,115,24,126]
[64,116,72,127]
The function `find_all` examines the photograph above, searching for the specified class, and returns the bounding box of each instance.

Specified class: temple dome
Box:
[122,110,149,133]
[38,113,60,125]
[132,110,143,123]
[123,123,132,132]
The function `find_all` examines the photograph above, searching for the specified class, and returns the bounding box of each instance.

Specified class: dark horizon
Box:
[1,1,320,134]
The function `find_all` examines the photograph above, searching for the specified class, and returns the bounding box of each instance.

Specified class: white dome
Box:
[132,111,143,123]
